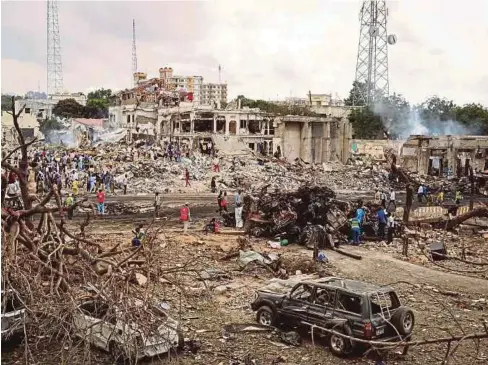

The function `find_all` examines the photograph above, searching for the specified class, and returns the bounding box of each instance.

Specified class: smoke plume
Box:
[373,102,481,139]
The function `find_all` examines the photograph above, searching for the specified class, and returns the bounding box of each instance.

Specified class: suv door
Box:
[308,287,336,327]
[280,283,314,326]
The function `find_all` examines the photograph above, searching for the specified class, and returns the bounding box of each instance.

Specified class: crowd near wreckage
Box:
[2,102,488,364]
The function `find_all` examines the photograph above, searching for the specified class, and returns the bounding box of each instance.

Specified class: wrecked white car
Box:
[1,289,27,341]
[72,300,182,361]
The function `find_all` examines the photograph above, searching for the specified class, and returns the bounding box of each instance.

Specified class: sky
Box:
[1,0,488,105]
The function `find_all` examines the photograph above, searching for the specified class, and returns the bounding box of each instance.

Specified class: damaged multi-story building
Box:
[109,66,357,162]
[400,135,488,176]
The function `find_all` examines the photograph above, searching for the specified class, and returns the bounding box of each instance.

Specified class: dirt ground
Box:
[3,217,487,365]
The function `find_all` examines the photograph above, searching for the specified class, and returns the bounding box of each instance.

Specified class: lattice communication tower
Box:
[353,1,396,106]
[132,19,138,86]
[47,0,64,96]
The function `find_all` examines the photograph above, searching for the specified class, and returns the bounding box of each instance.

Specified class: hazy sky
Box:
[1,0,487,105]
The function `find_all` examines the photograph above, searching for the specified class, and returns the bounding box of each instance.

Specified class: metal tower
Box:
[47,0,64,96]
[353,1,393,106]
[132,19,138,86]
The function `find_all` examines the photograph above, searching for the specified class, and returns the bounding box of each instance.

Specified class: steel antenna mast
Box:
[47,0,64,96]
[353,1,396,106]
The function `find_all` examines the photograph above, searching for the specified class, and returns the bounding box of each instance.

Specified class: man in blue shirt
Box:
[377,206,387,240]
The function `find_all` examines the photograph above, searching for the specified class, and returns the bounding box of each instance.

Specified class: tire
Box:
[256,306,275,326]
[391,307,415,336]
[328,327,352,357]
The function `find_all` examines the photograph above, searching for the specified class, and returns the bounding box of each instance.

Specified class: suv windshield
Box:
[370,291,400,317]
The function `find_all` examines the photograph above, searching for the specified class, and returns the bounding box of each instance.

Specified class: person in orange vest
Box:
[180,203,191,233]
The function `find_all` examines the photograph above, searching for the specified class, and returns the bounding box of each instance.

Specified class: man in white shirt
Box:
[388,189,396,210]
[417,185,424,202]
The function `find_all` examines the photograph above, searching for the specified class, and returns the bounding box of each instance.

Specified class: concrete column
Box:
[190,117,194,133]
[236,115,240,135]
[300,121,312,163]
[225,117,230,135]
[213,115,217,133]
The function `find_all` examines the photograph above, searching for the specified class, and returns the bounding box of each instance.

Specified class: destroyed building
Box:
[109,66,357,162]
[400,135,488,176]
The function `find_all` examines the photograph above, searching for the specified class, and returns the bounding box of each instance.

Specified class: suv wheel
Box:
[391,307,415,336]
[328,328,352,357]
[256,306,275,326]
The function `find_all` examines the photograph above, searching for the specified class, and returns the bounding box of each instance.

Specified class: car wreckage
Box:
[251,277,414,356]
[73,299,183,362]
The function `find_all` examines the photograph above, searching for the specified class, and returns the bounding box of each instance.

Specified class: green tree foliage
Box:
[418,96,457,122]
[237,95,317,116]
[86,88,115,118]
[344,81,367,106]
[1,94,23,112]
[455,103,488,134]
[348,106,384,139]
[52,98,85,118]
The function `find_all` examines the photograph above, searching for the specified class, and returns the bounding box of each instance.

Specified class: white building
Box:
[1,109,42,144]
[201,83,228,106]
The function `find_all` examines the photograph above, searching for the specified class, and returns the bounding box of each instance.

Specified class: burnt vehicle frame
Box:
[251,277,414,356]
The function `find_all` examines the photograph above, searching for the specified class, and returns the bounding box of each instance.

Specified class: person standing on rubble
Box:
[154,192,161,218]
[349,215,361,245]
[96,188,105,215]
[437,190,444,205]
[212,156,220,173]
[388,188,396,211]
[64,193,75,220]
[356,204,365,228]
[185,168,191,187]
[180,203,191,233]
[122,174,128,195]
[455,189,463,205]
[217,191,223,213]
[380,190,387,207]
[235,190,244,228]
[211,176,217,193]
[377,206,387,240]
[417,184,424,203]
[387,212,395,244]
[220,191,228,213]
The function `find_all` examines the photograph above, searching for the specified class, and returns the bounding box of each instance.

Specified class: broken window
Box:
[248,143,255,150]
[79,301,116,324]
[336,292,361,314]
[24,108,31,114]
[291,284,314,302]
[216,117,225,133]
[248,121,260,134]
[370,292,400,316]
[240,120,247,129]
[314,288,336,307]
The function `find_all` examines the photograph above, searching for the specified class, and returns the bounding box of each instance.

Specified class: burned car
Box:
[1,289,27,342]
[73,300,183,362]
[251,277,414,356]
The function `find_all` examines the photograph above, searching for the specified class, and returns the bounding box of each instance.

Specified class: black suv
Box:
[251,277,414,356]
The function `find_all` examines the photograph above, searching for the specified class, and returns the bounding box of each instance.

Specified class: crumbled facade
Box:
[400,135,488,176]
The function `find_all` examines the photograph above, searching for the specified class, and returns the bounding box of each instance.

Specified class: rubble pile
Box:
[322,158,395,191]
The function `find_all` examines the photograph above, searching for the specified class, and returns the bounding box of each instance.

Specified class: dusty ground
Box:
[3,217,487,365]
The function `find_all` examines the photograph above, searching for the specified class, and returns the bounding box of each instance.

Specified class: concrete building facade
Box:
[400,135,488,176]
[1,110,42,144]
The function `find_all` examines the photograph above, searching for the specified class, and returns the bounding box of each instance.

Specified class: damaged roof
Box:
[302,277,394,295]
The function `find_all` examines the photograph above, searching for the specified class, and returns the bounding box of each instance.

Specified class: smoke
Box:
[374,102,481,139]
[43,129,79,148]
